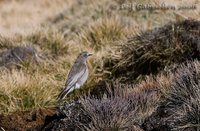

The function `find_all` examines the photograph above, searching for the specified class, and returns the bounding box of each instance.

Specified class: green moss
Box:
[12,88,35,110]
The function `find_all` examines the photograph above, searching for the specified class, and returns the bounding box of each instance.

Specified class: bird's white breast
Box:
[78,67,88,86]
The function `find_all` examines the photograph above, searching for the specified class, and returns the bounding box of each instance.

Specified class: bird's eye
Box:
[84,54,88,57]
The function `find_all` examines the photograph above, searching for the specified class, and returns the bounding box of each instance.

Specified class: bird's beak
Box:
[88,53,92,56]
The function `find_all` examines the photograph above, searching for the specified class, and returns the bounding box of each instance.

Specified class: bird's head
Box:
[78,51,92,62]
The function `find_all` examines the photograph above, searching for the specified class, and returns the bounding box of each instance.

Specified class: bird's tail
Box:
[57,88,70,101]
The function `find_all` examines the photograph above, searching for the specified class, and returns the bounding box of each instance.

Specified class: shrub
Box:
[79,17,127,51]
[143,60,200,131]
[47,81,160,130]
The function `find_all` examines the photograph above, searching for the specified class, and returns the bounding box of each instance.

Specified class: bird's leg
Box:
[72,86,76,100]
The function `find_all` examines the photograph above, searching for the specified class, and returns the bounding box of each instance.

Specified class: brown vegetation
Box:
[144,61,200,130]
[105,20,200,82]
[0,0,199,130]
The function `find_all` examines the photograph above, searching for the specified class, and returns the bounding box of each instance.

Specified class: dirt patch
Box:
[0,108,56,131]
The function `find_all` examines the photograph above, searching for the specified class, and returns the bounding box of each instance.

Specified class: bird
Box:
[57,51,92,101]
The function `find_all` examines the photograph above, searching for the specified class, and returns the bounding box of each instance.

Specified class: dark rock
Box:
[0,45,39,68]
[43,101,91,131]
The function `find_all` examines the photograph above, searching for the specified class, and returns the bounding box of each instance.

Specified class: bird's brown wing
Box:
[57,61,86,100]
[65,61,86,87]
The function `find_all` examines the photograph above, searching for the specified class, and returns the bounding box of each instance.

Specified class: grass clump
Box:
[0,70,60,113]
[79,17,128,51]
[0,35,16,49]
[25,31,68,56]
[105,20,200,82]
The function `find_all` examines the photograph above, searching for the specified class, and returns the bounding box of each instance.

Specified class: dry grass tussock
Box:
[79,17,130,51]
[0,0,199,114]
[105,20,200,82]
[0,70,59,113]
